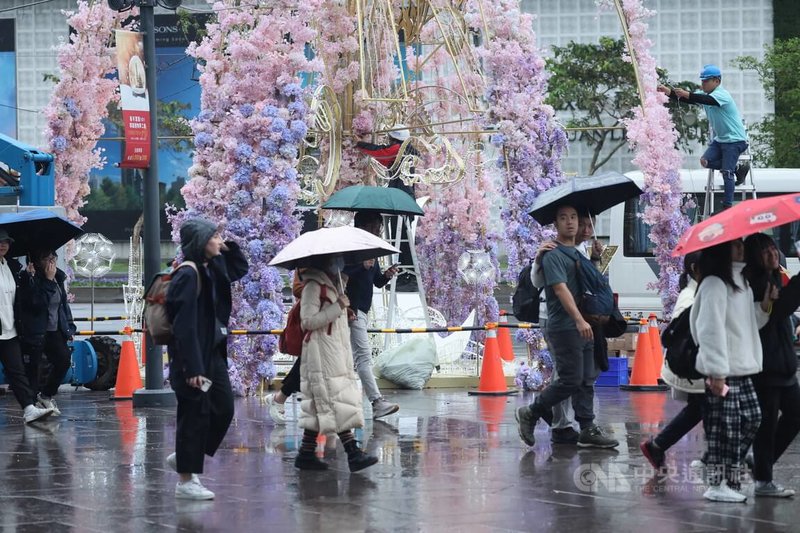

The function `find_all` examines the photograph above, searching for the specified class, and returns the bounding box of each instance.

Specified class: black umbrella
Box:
[0,209,84,258]
[528,171,643,225]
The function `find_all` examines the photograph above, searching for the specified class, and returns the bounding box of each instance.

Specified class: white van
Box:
[607,169,800,317]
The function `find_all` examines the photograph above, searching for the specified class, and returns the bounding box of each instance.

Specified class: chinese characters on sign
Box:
[116,29,151,168]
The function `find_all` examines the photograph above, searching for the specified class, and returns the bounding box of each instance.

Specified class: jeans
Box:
[702,140,748,206]
[542,324,576,430]
[350,310,382,402]
[654,392,705,451]
[529,329,597,429]
[752,381,800,482]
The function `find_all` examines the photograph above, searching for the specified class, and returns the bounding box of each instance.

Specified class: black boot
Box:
[294,450,328,471]
[343,440,378,472]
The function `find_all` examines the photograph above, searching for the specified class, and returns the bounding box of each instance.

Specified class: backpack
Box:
[144,261,201,345]
[512,261,543,323]
[278,283,332,356]
[661,306,703,380]
[557,247,614,325]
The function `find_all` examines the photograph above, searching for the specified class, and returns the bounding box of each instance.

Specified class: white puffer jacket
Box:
[298,268,364,434]
[661,279,706,393]
[690,263,768,379]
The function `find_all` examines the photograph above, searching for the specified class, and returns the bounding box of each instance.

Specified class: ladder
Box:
[702,131,756,218]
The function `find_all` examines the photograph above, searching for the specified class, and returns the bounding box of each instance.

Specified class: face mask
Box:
[330,256,345,273]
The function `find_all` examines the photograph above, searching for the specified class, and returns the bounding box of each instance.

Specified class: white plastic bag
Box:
[373,336,437,390]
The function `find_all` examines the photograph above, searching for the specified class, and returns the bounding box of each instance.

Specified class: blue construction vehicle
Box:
[0,133,102,389]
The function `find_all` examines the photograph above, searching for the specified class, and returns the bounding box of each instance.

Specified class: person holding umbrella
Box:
[268,225,398,471]
[0,229,54,423]
[16,249,76,416]
[742,233,800,498]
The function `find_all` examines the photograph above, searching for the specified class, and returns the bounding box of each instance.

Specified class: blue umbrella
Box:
[0,209,84,258]
[528,171,643,225]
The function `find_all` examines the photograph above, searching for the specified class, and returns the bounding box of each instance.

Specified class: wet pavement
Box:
[1,387,798,532]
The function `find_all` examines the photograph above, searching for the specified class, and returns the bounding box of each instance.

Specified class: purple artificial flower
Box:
[260,139,278,156]
[51,135,68,152]
[261,105,279,118]
[281,83,302,97]
[239,103,255,118]
[232,166,252,185]
[278,143,297,159]
[194,132,214,148]
[64,97,81,118]
[270,117,287,132]
[235,143,254,161]
[254,156,272,173]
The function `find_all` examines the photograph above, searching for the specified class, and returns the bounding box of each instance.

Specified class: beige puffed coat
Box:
[298,268,364,434]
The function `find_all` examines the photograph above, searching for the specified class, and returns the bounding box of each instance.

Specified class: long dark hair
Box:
[697,240,740,291]
[743,233,780,299]
[679,251,702,290]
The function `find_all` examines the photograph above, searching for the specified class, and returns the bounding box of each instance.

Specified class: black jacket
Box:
[748,270,800,387]
[343,261,389,314]
[166,223,248,380]
[17,267,76,339]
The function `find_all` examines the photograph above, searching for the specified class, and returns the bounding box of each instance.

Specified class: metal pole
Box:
[133,1,175,407]
[90,273,95,331]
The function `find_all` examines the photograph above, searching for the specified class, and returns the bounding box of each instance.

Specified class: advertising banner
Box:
[115,29,150,168]
[0,19,17,138]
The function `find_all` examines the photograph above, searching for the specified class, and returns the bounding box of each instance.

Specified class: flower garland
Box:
[175,0,321,395]
[604,0,689,316]
[43,1,124,228]
[477,0,567,353]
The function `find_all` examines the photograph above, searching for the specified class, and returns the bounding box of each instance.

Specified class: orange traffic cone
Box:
[621,319,669,391]
[468,329,517,396]
[647,314,664,374]
[112,340,144,400]
[497,312,515,362]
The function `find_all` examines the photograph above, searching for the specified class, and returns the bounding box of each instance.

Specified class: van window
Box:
[623,192,800,258]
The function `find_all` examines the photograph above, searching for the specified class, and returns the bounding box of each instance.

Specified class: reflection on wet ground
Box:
[0,388,797,532]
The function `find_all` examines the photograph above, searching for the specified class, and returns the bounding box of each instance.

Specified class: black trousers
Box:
[654,392,705,451]
[0,337,36,409]
[281,356,301,397]
[23,331,71,398]
[174,353,234,474]
[752,381,800,482]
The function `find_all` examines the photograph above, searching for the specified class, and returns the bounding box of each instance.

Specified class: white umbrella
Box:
[268,226,399,271]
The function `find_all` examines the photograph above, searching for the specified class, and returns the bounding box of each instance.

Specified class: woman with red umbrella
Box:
[743,233,800,498]
[690,238,774,502]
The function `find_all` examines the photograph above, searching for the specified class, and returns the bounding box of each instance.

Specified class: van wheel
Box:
[83,336,121,391]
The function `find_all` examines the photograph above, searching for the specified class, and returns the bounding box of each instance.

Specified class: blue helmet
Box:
[700,64,722,80]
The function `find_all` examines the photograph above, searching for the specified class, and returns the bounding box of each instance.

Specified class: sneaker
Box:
[690,458,706,469]
[372,398,399,420]
[754,481,795,498]
[640,438,665,469]
[23,404,54,424]
[577,426,619,449]
[735,162,750,185]
[551,427,579,445]
[175,478,215,500]
[37,394,61,416]
[264,393,286,425]
[515,406,538,447]
[166,453,177,472]
[344,446,379,472]
[703,481,747,503]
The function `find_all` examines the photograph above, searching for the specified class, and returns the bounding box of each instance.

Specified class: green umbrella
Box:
[322,185,424,216]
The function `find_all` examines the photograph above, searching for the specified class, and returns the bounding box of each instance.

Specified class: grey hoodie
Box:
[180,218,217,263]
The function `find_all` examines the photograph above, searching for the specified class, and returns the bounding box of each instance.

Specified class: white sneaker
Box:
[372,398,399,419]
[175,478,214,500]
[166,453,177,472]
[23,404,54,424]
[37,394,61,416]
[265,393,286,425]
[703,481,747,503]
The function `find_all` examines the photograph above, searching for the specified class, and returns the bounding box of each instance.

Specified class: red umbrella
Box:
[673,193,800,257]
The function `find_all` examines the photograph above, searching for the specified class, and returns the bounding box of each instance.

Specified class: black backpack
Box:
[557,247,615,325]
[661,306,704,380]
[512,262,543,323]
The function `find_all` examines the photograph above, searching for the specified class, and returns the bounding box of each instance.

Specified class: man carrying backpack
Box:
[165,218,248,500]
[515,204,618,448]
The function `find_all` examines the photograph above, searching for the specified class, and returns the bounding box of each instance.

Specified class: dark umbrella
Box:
[322,185,424,216]
[528,171,643,225]
[0,209,84,258]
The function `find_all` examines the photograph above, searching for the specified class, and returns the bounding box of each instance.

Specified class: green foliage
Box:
[546,37,708,174]
[734,38,800,167]
[84,176,186,211]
